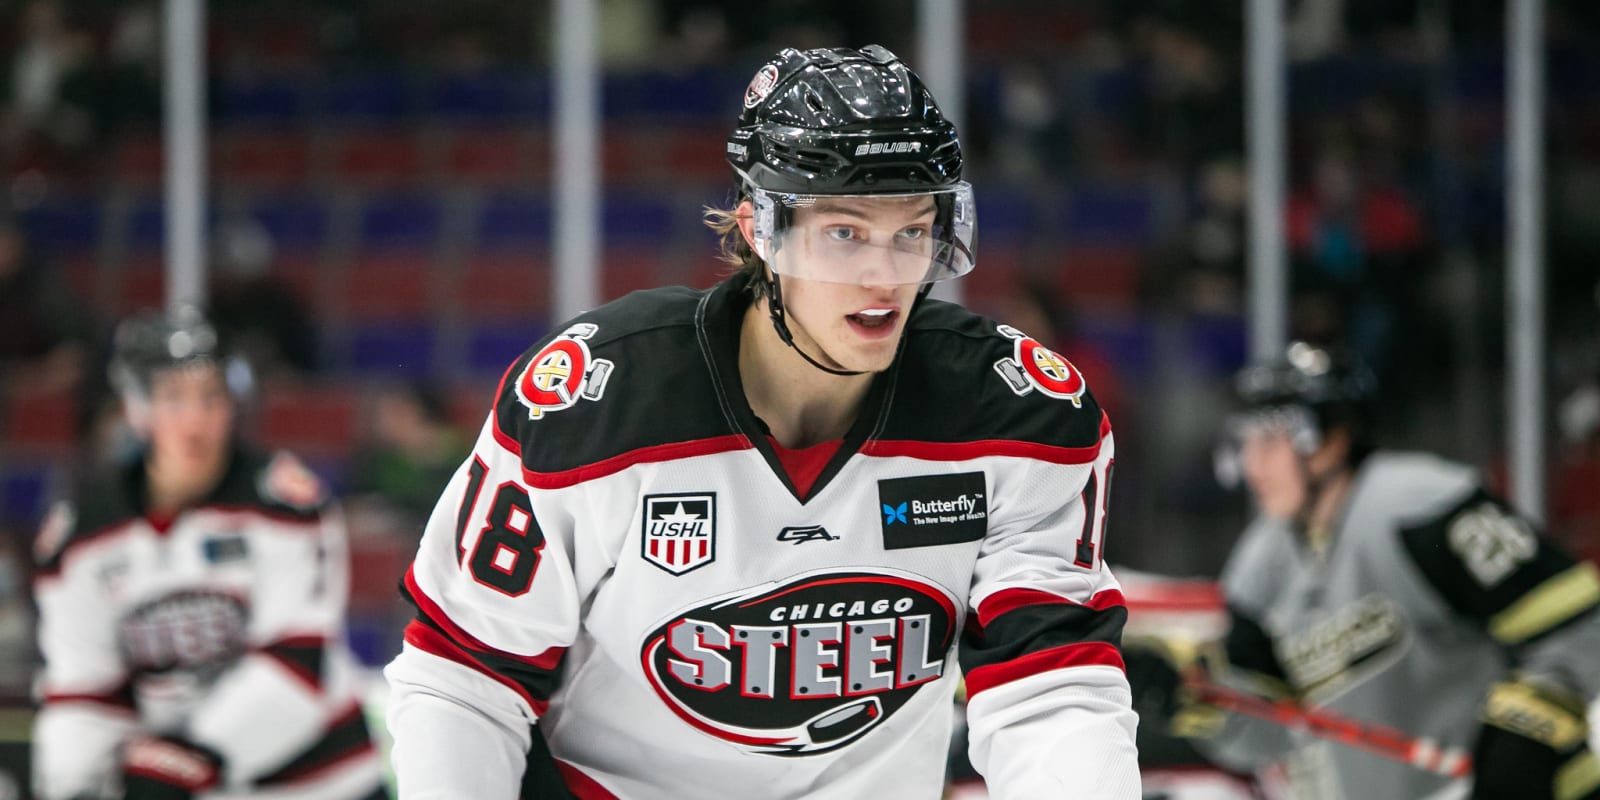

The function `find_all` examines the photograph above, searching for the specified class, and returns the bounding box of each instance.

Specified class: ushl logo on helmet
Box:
[642,493,716,575]
[515,323,614,420]
[992,324,1086,407]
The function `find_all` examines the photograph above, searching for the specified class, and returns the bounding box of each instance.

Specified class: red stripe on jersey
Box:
[404,620,549,716]
[257,634,328,693]
[555,761,623,800]
[975,588,1126,629]
[33,519,140,579]
[862,411,1112,465]
[403,566,563,671]
[963,640,1126,698]
[41,690,136,714]
[517,434,753,490]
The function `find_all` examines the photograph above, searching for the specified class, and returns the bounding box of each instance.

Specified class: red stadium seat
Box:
[219,131,313,187]
[439,128,548,187]
[0,384,79,452]
[111,133,166,189]
[456,253,551,320]
[329,131,423,187]
[334,252,436,320]
[256,383,360,456]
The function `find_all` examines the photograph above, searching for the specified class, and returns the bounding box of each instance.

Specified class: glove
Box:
[1472,678,1600,800]
[121,735,223,800]
[1123,637,1227,739]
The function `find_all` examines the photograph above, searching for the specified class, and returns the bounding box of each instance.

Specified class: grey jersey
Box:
[1200,452,1600,799]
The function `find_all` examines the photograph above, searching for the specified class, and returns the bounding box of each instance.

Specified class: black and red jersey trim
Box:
[255,702,377,787]
[259,635,328,693]
[401,567,565,715]
[959,586,1128,697]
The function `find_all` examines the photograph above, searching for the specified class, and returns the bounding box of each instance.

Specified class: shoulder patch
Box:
[34,500,76,564]
[990,324,1087,406]
[258,452,327,511]
[514,323,615,421]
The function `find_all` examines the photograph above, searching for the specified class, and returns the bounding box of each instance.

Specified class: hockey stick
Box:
[1188,680,1474,778]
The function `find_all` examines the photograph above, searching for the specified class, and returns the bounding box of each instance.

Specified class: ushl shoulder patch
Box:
[991,324,1086,407]
[259,451,327,511]
[515,323,615,421]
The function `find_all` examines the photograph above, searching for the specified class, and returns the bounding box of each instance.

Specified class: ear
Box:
[122,394,151,437]
[735,198,767,261]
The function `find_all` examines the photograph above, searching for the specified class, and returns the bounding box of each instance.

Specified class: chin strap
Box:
[763,272,866,377]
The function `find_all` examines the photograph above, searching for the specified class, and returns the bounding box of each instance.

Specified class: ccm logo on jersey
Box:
[515,323,615,420]
[992,324,1086,407]
[641,570,957,755]
[642,493,716,575]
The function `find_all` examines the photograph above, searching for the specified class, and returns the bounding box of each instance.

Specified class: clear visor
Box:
[749,183,976,286]
[1212,405,1320,489]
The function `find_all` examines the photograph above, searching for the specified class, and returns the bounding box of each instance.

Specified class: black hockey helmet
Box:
[109,305,253,403]
[727,44,963,196]
[1215,341,1378,486]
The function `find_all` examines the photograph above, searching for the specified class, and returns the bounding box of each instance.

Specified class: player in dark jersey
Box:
[32,306,383,800]
[1130,341,1600,800]
[383,45,1140,798]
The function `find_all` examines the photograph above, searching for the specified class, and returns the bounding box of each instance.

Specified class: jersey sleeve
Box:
[183,471,361,786]
[31,502,141,800]
[958,417,1141,799]
[384,409,583,799]
[1397,487,1600,700]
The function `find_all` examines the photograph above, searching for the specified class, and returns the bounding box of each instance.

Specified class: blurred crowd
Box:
[0,0,1596,685]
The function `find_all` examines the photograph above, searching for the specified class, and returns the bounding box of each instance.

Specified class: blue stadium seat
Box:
[1061,183,1155,245]
[465,323,548,376]
[247,192,330,250]
[215,75,312,126]
[0,463,53,526]
[123,197,219,252]
[602,194,674,245]
[425,70,548,123]
[977,185,1041,249]
[322,72,413,124]
[357,194,441,251]
[17,195,101,254]
[604,67,741,121]
[345,323,437,376]
[476,192,552,250]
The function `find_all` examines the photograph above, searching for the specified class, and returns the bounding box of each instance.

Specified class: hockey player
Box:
[384,45,1139,799]
[1130,341,1600,799]
[32,307,384,800]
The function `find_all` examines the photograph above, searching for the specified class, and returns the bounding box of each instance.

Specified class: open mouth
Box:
[846,308,899,334]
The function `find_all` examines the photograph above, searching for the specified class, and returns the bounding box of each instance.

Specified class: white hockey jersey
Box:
[32,448,384,800]
[384,278,1140,799]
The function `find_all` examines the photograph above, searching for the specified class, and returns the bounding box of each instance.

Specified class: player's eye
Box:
[896,225,929,241]
[823,225,859,242]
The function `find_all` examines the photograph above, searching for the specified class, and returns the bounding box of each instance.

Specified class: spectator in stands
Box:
[348,381,470,533]
[2,0,100,171]
[208,218,320,378]
[0,210,93,400]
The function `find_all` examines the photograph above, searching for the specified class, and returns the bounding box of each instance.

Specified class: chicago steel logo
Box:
[992,324,1086,407]
[744,63,781,109]
[642,493,716,575]
[640,570,958,755]
[514,323,615,420]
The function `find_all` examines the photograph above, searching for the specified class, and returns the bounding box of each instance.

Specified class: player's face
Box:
[769,198,929,372]
[1238,429,1308,519]
[144,365,235,477]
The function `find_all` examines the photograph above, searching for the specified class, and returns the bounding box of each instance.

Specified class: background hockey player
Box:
[31,306,384,800]
[384,44,1139,799]
[1128,340,1600,800]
